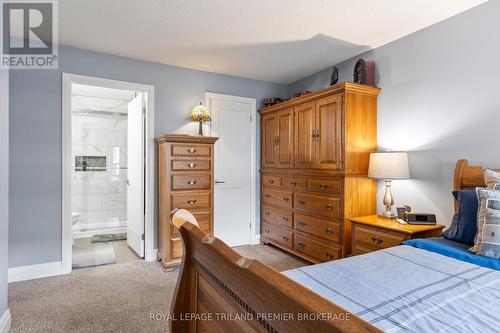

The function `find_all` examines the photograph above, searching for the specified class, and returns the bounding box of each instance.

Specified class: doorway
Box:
[62,74,155,273]
[206,93,258,246]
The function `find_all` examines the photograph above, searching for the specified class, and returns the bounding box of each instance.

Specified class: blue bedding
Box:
[403,238,500,270]
[284,245,500,332]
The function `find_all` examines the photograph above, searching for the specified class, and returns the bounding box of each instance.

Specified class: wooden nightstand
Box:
[350,215,445,256]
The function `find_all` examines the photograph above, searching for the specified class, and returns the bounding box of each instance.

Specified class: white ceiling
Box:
[59,0,487,84]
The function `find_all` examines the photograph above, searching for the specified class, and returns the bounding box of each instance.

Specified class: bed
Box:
[169,160,500,332]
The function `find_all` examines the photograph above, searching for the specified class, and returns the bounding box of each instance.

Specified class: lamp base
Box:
[197,120,204,136]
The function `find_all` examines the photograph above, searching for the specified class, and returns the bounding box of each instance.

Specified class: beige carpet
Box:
[8,244,309,333]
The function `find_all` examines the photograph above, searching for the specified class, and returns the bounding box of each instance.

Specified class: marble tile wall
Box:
[71,113,128,230]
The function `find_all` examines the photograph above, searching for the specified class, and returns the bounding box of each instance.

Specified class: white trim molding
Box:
[0,309,11,333]
[205,92,259,245]
[62,73,156,274]
[8,261,64,283]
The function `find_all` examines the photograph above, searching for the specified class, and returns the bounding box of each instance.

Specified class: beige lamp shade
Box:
[368,151,409,179]
[191,103,211,121]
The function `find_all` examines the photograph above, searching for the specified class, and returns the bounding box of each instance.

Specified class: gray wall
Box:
[9,46,286,267]
[1,67,9,316]
[288,0,500,227]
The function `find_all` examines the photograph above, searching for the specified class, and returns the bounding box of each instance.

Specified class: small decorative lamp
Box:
[191,102,211,136]
[368,151,410,219]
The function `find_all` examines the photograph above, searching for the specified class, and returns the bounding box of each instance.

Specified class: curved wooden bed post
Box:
[169,208,381,333]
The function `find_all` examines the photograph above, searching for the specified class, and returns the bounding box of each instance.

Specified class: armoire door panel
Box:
[276,108,294,168]
[262,113,277,168]
[294,102,316,168]
[315,95,343,169]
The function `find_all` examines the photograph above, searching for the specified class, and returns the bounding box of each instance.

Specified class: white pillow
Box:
[484,169,500,189]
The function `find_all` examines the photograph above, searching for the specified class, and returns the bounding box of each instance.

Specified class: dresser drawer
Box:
[262,205,293,228]
[262,222,293,248]
[262,188,293,208]
[354,225,406,250]
[172,211,210,237]
[294,193,340,219]
[294,232,341,262]
[294,213,340,243]
[282,177,307,191]
[307,179,341,195]
[262,175,282,188]
[171,192,210,210]
[171,144,211,157]
[172,160,211,171]
[171,174,211,190]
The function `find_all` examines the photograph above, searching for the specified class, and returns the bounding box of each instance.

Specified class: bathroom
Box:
[70,83,143,268]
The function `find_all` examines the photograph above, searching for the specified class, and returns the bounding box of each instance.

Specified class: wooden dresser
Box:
[156,134,218,269]
[259,82,380,262]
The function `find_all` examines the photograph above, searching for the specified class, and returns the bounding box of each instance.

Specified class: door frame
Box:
[62,73,156,274]
[205,92,259,245]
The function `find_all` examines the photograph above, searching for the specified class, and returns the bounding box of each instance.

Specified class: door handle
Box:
[214,180,226,184]
[124,179,130,185]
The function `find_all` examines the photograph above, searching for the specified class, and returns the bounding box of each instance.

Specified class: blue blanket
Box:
[284,245,500,332]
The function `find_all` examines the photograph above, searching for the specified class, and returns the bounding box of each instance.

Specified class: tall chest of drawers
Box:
[259,83,380,262]
[155,135,218,269]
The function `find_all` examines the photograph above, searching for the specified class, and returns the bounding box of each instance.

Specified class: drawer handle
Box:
[283,216,289,221]
[298,242,305,248]
[187,147,198,153]
[370,236,384,244]
[325,227,334,235]
[282,236,289,241]
[290,181,297,187]
[325,252,334,260]
[187,162,197,168]
[264,194,271,198]
[283,197,290,202]
[297,221,306,227]
[298,200,305,205]
[264,211,270,216]
[264,229,270,233]
[187,180,198,185]
[268,179,274,184]
[187,199,197,205]
[319,183,328,190]
[325,203,334,211]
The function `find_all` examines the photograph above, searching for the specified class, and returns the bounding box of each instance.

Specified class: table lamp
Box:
[191,102,211,136]
[368,151,409,219]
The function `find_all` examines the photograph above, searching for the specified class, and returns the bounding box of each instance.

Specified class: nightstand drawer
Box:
[294,213,340,243]
[171,174,211,190]
[171,143,211,156]
[171,192,210,210]
[172,160,211,171]
[263,175,282,188]
[294,193,340,219]
[262,188,293,208]
[262,222,293,248]
[354,225,406,250]
[262,205,293,228]
[294,232,341,262]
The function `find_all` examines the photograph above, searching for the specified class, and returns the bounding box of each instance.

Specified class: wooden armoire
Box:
[259,82,380,262]
[156,134,218,269]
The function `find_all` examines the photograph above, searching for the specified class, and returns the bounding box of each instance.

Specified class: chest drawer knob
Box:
[325,227,334,235]
[268,179,274,184]
[283,197,290,202]
[264,194,271,198]
[319,183,328,190]
[325,252,334,259]
[297,221,306,226]
[186,199,197,205]
[264,229,270,233]
[264,211,270,216]
[325,203,334,211]
[187,162,197,168]
[187,147,197,153]
[187,180,198,185]
[298,242,305,248]
[283,216,289,221]
[290,181,297,187]
[370,236,384,244]
[282,236,289,241]
[298,200,305,205]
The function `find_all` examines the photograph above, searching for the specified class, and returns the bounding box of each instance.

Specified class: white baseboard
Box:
[0,309,11,333]
[251,234,261,245]
[8,261,65,283]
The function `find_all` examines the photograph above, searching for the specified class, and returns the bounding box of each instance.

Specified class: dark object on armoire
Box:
[263,97,283,107]
[291,90,312,99]
[353,59,375,85]
[330,66,339,86]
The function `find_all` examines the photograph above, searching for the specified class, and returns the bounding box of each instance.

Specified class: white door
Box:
[210,95,255,247]
[127,93,145,257]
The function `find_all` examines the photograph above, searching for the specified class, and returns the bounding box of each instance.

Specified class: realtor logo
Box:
[1,0,58,69]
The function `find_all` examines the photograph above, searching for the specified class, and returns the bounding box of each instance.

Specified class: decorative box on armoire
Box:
[259,82,380,262]
[155,134,218,269]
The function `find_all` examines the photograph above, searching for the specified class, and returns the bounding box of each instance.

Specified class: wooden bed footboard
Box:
[169,209,381,333]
